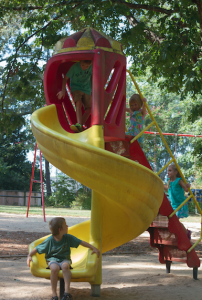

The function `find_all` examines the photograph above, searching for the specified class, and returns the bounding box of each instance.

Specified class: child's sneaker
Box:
[61,293,72,300]
[70,123,83,133]
[187,229,192,240]
[51,297,58,300]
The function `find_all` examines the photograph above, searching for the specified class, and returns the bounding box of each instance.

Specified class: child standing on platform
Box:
[27,217,100,300]
[126,94,147,147]
[164,163,191,240]
[57,60,93,133]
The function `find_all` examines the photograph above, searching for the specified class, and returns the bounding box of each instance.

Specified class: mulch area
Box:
[0,231,202,257]
[105,236,159,255]
[0,231,156,257]
[0,231,49,257]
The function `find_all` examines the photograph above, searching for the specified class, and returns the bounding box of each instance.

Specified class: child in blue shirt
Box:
[57,60,93,133]
[126,94,147,147]
[27,217,100,300]
[164,163,191,240]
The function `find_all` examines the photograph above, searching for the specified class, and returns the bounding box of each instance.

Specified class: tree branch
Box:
[195,0,202,45]
[1,3,80,111]
[112,0,176,15]
[0,55,35,63]
[1,1,80,11]
[1,18,56,111]
[125,14,164,45]
[17,111,33,116]
[2,5,44,11]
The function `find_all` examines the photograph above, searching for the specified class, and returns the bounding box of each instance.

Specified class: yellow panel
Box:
[76,28,95,48]
[29,104,164,284]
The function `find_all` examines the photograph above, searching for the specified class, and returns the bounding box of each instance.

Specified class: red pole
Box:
[144,131,202,138]
[40,151,46,222]
[26,143,37,218]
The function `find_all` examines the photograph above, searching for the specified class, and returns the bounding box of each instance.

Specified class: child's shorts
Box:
[47,260,72,269]
[72,90,91,110]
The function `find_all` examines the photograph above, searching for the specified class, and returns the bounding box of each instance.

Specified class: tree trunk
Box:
[45,159,51,197]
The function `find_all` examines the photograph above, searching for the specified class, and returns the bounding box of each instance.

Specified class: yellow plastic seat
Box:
[29,220,99,282]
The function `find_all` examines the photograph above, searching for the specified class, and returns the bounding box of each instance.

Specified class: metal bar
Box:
[144,131,202,138]
[127,69,202,208]
[127,69,202,248]
[157,158,175,175]
[24,190,26,206]
[193,267,198,280]
[169,195,193,218]
[0,195,41,199]
[60,278,64,299]
[27,143,37,218]
[40,151,46,222]
[127,70,177,161]
[130,121,155,144]
[187,237,202,253]
[166,261,171,273]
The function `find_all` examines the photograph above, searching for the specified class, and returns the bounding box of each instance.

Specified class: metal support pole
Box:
[24,190,26,206]
[166,261,171,273]
[40,150,46,222]
[27,143,45,221]
[60,278,64,299]
[27,143,37,217]
[193,267,198,280]
[91,284,101,297]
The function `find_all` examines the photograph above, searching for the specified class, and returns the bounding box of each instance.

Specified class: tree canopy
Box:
[0,125,41,191]
[2,2,202,100]
[126,71,202,185]
[1,1,201,154]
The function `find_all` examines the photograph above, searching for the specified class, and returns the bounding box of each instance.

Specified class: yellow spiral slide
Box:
[29,104,164,290]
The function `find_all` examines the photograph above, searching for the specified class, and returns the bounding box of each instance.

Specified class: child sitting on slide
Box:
[27,217,100,300]
[57,60,93,133]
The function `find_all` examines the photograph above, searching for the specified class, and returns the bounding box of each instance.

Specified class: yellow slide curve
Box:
[29,104,164,286]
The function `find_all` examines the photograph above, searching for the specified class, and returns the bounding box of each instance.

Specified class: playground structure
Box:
[28,28,201,298]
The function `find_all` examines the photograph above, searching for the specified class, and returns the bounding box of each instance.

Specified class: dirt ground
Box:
[0,213,202,300]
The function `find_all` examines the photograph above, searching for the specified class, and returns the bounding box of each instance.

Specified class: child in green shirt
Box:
[57,60,93,133]
[27,217,100,300]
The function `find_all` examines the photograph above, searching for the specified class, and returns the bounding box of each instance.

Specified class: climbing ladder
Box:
[105,70,202,279]
[105,136,200,279]
[129,140,200,279]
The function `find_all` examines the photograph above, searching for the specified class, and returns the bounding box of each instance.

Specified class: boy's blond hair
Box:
[49,217,65,236]
[129,94,143,108]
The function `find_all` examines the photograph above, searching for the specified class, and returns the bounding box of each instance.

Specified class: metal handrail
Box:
[169,195,193,218]
[156,158,174,175]
[126,69,202,252]
[130,121,155,143]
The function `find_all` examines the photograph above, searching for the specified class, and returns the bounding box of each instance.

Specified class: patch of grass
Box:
[0,205,91,218]
[181,214,201,223]
[0,206,201,223]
